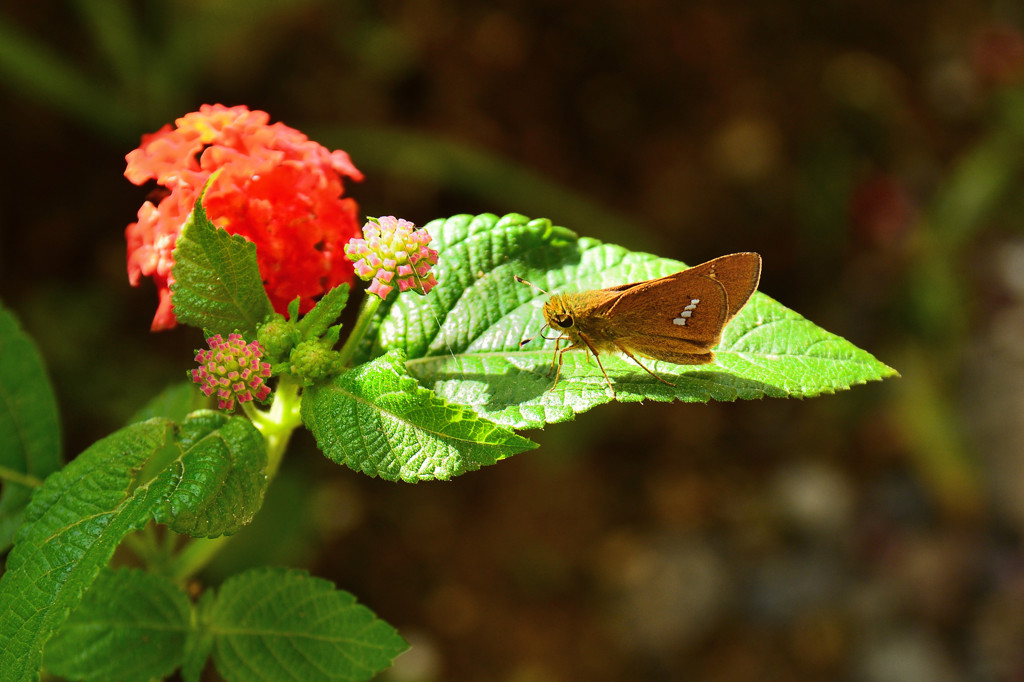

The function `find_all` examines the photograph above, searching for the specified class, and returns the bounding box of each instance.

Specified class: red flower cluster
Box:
[125,104,363,330]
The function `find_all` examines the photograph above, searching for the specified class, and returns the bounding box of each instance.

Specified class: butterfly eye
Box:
[553,314,574,329]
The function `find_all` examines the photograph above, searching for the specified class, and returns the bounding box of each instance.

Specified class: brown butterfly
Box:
[516,252,761,397]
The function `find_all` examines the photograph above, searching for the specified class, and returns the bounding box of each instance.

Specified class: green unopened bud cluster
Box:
[249,312,345,387]
[288,339,344,384]
[256,314,301,363]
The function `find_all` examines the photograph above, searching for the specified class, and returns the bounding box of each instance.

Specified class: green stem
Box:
[0,465,43,488]
[247,374,303,479]
[126,524,166,572]
[337,294,382,367]
[167,375,304,582]
[168,534,225,583]
[162,526,179,553]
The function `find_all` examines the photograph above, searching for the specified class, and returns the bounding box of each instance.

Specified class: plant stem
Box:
[247,374,303,479]
[126,524,173,575]
[337,294,382,367]
[0,465,43,488]
[168,534,226,584]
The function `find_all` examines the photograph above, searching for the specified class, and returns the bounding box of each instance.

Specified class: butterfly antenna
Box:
[521,325,565,348]
[515,274,552,348]
[514,274,550,296]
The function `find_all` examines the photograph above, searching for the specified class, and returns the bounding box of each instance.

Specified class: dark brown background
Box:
[2,1,1023,680]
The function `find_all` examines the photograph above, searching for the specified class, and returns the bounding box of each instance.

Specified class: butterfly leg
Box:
[591,353,615,398]
[547,337,564,380]
[614,342,676,387]
[551,344,570,390]
[579,334,616,398]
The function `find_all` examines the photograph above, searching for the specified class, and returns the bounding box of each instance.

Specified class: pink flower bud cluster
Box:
[345,216,439,300]
[191,333,272,410]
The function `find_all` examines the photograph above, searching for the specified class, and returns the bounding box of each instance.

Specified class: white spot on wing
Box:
[672,299,700,325]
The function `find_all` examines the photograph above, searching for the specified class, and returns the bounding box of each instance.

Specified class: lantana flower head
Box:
[344,216,439,300]
[191,333,272,411]
[125,104,363,330]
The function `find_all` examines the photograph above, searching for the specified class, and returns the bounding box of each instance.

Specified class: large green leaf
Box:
[44,568,192,682]
[369,213,898,429]
[302,350,537,481]
[170,196,274,336]
[0,420,173,682]
[44,564,406,682]
[0,304,62,550]
[207,567,407,682]
[154,411,268,538]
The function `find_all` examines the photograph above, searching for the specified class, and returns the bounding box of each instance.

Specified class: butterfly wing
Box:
[682,252,761,319]
[597,252,761,362]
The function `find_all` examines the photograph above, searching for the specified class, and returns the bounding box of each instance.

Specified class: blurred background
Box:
[1,1,1023,680]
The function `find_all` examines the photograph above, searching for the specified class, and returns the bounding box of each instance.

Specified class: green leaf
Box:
[370,213,898,429]
[207,567,407,682]
[302,350,537,481]
[0,415,267,682]
[287,296,301,321]
[0,419,175,682]
[170,195,274,337]
[155,411,268,538]
[297,283,350,340]
[44,568,192,682]
[0,304,62,550]
[127,381,209,425]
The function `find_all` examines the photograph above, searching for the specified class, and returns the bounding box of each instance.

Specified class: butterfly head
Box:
[542,295,576,333]
[514,275,575,347]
